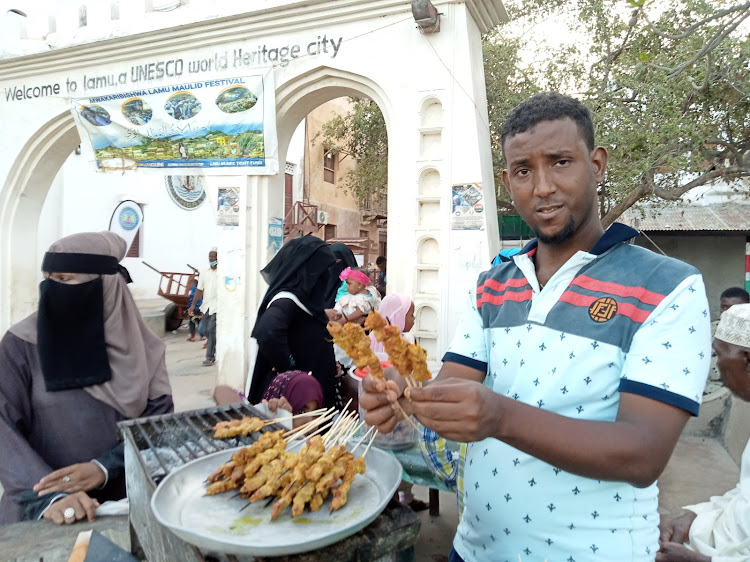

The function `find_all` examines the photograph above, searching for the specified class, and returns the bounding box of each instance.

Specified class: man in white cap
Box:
[658,303,750,561]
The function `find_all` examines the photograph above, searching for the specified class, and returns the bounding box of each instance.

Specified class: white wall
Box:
[38,150,218,301]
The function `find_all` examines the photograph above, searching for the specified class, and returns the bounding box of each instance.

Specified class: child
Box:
[186,278,204,342]
[334,267,381,327]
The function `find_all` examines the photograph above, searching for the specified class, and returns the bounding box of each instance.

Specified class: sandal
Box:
[187,336,195,342]
[202,343,208,349]
[202,359,215,366]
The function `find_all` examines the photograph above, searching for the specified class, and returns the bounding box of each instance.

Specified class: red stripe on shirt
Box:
[559,291,651,323]
[570,275,665,306]
[480,277,531,294]
[478,288,534,307]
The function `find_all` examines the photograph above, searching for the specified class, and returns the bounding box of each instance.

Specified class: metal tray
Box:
[150,444,403,556]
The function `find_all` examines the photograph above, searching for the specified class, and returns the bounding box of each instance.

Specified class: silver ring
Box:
[62,475,71,483]
[63,507,75,519]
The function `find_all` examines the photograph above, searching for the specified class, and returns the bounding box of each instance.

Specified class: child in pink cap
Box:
[333,267,381,327]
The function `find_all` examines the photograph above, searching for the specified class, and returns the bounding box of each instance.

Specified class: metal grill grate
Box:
[118,402,283,484]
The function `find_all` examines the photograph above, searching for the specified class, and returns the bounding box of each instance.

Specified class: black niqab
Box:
[253,236,343,332]
[329,243,357,269]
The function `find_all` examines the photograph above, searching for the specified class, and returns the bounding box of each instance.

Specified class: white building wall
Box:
[37,150,218,300]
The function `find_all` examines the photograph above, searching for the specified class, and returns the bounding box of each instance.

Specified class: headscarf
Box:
[262,370,324,414]
[370,293,413,353]
[253,236,343,329]
[339,267,371,286]
[329,243,357,269]
[8,231,172,418]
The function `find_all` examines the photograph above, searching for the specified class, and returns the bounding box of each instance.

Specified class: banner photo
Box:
[450,183,485,231]
[70,72,278,175]
[108,200,144,250]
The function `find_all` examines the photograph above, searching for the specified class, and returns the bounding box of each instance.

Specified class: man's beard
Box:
[535,217,576,245]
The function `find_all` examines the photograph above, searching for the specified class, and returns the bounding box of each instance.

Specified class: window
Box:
[126,228,141,258]
[323,150,336,184]
[360,230,369,238]
[324,224,337,240]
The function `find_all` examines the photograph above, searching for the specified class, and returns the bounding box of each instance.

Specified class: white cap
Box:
[715,303,750,349]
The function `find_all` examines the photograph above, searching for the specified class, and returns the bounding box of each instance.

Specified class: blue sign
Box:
[119,206,140,231]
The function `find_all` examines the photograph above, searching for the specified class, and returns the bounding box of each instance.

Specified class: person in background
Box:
[708,288,749,383]
[360,92,711,560]
[658,303,750,561]
[491,247,521,267]
[188,248,218,366]
[0,232,173,525]
[186,278,204,342]
[214,370,324,430]
[334,267,381,327]
[376,256,387,297]
[330,243,358,303]
[248,236,345,409]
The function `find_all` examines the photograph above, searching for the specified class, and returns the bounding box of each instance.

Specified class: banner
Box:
[108,200,144,250]
[71,72,278,175]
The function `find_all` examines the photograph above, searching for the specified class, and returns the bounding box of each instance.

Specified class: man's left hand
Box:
[34,462,106,496]
[407,378,502,442]
[656,542,710,562]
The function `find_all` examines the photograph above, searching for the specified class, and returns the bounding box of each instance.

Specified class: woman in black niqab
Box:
[249,236,344,407]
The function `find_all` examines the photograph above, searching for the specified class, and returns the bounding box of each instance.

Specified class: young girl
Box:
[333,267,381,326]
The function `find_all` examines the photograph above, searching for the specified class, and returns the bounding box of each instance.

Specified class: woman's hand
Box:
[42,491,100,525]
[264,397,293,414]
[34,462,106,496]
[325,309,343,324]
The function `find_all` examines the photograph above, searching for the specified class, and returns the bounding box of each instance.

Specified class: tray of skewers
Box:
[150,409,401,556]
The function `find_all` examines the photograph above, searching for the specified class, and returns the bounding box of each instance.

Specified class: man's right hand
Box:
[187,307,194,316]
[659,511,697,545]
[359,368,411,434]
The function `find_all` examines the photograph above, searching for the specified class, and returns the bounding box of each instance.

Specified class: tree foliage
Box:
[489,0,750,225]
[319,0,750,223]
[313,98,388,208]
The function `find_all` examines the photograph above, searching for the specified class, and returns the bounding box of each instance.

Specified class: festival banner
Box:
[70,72,278,175]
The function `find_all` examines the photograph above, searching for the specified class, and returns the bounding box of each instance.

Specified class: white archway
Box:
[0,111,79,328]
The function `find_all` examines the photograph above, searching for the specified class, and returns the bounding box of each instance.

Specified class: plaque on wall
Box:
[166,175,207,210]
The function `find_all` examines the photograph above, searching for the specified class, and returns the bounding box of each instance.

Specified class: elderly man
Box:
[658,303,750,561]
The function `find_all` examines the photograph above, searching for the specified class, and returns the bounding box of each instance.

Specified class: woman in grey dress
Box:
[0,231,173,525]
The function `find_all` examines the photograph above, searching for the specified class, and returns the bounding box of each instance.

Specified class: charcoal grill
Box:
[118,403,420,562]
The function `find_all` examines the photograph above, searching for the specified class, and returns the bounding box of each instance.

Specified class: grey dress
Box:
[0,332,172,524]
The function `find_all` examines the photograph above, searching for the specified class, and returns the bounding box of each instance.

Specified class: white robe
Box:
[685,439,750,561]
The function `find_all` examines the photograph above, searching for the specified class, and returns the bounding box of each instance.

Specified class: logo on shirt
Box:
[589,297,618,322]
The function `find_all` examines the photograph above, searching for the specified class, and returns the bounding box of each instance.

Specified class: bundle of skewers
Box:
[205,404,378,520]
[327,311,431,431]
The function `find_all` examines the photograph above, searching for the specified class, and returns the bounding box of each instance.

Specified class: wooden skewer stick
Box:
[284,409,336,440]
[263,408,327,425]
[393,401,420,432]
[286,420,334,449]
[336,420,364,447]
[324,411,357,446]
[362,428,379,457]
[352,425,377,453]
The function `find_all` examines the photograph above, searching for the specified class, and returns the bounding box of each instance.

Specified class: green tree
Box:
[313,98,388,208]
[488,0,750,225]
[319,1,750,223]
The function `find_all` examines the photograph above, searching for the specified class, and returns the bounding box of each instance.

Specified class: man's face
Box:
[713,338,750,401]
[720,297,746,314]
[377,261,386,273]
[501,118,607,247]
[208,251,218,269]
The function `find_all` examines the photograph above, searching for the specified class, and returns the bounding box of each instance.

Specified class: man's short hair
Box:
[376,256,387,266]
[501,92,596,154]
[721,287,750,302]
